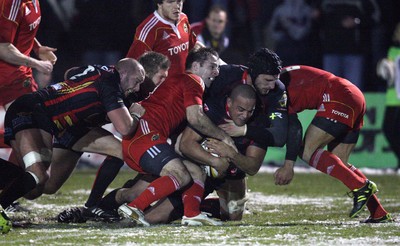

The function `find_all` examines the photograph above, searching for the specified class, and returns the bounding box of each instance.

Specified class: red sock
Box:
[310,149,365,190]
[349,165,388,218]
[182,180,204,218]
[128,175,180,211]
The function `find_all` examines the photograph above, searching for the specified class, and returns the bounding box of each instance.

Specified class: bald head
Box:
[227,84,257,126]
[116,58,146,96]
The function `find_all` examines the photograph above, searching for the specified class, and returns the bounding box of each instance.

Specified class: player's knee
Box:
[22,149,52,169]
[164,165,191,188]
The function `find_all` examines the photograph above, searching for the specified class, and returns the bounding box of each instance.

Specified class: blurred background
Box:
[35,0,400,92]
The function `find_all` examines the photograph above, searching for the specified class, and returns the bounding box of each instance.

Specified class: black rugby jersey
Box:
[35,65,125,131]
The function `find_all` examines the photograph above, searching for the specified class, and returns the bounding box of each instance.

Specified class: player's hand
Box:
[37,46,57,64]
[219,119,246,137]
[273,160,295,185]
[209,157,230,178]
[34,60,54,74]
[129,103,145,118]
[205,138,236,159]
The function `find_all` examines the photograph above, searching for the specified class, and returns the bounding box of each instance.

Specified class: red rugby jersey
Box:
[126,11,197,76]
[140,72,205,137]
[0,0,41,86]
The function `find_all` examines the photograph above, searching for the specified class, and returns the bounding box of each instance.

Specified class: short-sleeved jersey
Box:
[126,11,197,76]
[0,0,41,90]
[280,65,365,129]
[139,72,205,138]
[34,65,125,133]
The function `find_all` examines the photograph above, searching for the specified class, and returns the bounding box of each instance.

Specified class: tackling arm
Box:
[186,104,236,150]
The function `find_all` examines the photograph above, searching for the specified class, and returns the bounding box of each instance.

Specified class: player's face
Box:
[206,11,227,37]
[227,95,256,126]
[254,74,279,95]
[151,69,169,86]
[159,0,184,23]
[121,67,146,97]
[198,55,220,88]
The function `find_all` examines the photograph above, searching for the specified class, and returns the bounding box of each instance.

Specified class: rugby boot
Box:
[349,180,378,218]
[82,206,121,222]
[181,212,223,226]
[361,213,394,223]
[0,206,12,234]
[118,204,150,226]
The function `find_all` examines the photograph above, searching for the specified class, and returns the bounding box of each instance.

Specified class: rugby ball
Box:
[202,165,219,178]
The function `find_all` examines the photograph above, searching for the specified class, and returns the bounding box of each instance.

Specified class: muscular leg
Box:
[0,129,52,208]
[330,142,389,219]
[301,124,366,190]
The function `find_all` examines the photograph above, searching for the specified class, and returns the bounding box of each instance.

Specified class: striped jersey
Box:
[126,11,197,76]
[35,65,125,131]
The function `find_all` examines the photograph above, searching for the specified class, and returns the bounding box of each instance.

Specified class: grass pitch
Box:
[1,169,399,245]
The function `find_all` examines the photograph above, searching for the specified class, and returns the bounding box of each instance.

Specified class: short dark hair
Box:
[229,84,256,101]
[153,0,163,7]
[185,47,219,70]
[138,51,170,79]
[247,48,282,81]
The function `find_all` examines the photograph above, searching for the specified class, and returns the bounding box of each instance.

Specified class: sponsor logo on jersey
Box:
[269,112,283,120]
[331,109,349,119]
[162,31,170,40]
[151,133,160,141]
[29,16,41,31]
[168,42,189,55]
[183,23,188,33]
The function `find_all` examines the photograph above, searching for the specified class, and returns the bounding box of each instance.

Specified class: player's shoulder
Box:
[1,0,24,19]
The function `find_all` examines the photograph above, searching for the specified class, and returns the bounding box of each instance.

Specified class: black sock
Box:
[85,156,124,208]
[0,172,37,208]
[98,188,121,211]
[0,158,24,189]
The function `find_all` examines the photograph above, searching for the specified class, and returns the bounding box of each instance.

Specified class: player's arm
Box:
[274,113,302,185]
[33,38,57,64]
[107,106,139,137]
[219,92,288,147]
[179,127,230,174]
[0,42,53,73]
[186,104,236,151]
[205,139,266,176]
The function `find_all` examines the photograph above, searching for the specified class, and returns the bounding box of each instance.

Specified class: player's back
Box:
[280,65,333,113]
[141,72,204,137]
[35,65,123,131]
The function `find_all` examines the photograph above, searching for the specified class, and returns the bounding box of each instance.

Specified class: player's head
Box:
[154,0,185,23]
[138,51,170,86]
[247,48,282,95]
[227,84,256,126]
[186,47,220,88]
[206,5,228,39]
[116,58,145,97]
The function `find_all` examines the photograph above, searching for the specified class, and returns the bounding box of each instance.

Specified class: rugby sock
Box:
[99,188,121,210]
[85,156,124,208]
[349,165,388,218]
[182,180,204,218]
[200,197,221,219]
[0,172,37,208]
[128,175,180,211]
[309,149,365,190]
[0,158,23,189]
